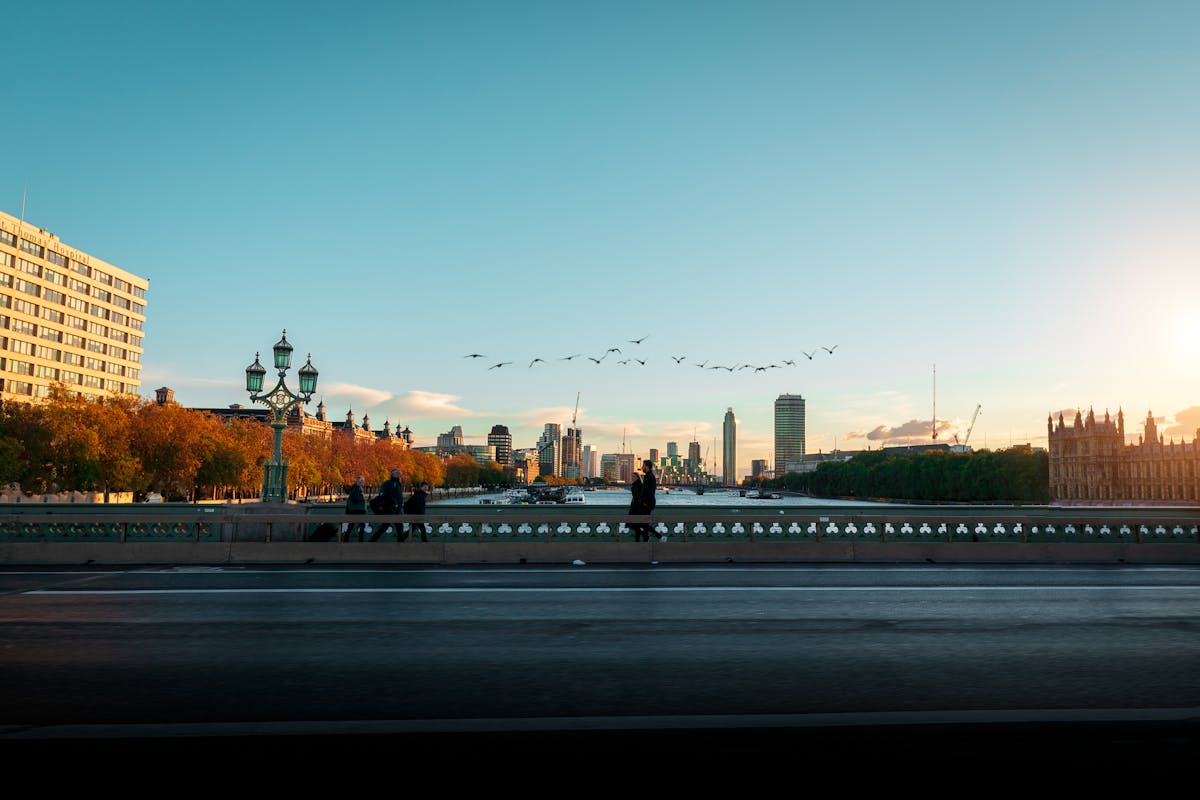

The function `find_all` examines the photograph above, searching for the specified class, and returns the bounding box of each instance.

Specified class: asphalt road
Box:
[3,563,1199,773]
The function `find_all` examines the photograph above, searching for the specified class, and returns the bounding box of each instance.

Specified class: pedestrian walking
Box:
[639,459,661,541]
[345,475,367,542]
[368,468,405,542]
[403,481,431,543]
[628,470,650,542]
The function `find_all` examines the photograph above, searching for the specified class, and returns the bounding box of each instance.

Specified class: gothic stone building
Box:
[1048,407,1200,503]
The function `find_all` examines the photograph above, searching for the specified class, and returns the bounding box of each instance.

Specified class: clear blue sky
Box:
[5,1,1199,476]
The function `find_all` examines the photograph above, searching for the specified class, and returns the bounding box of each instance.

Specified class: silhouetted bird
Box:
[605,347,622,355]
[529,358,546,367]
[588,357,602,364]
[821,345,838,354]
[633,358,646,365]
[782,360,796,366]
[670,355,686,363]
[559,354,582,360]
[488,362,512,370]
[802,351,815,360]
[617,359,630,365]
[628,335,649,344]
[464,354,486,359]
[695,360,708,368]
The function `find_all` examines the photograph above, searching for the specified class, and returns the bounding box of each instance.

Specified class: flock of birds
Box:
[462,336,839,373]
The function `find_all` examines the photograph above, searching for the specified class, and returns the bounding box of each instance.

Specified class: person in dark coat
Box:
[403,481,431,543]
[368,468,405,542]
[629,471,650,542]
[345,475,367,542]
[639,459,661,542]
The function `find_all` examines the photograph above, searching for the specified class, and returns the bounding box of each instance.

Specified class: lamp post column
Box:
[245,329,319,503]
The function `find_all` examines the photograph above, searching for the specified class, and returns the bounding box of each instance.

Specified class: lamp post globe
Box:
[245,330,318,502]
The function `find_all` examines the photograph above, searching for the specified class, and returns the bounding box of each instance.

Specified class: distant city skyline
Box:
[3,2,1198,474]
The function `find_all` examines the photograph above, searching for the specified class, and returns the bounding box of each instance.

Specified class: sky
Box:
[4,1,1199,478]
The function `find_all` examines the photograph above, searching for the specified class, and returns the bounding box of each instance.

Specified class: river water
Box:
[438,487,890,508]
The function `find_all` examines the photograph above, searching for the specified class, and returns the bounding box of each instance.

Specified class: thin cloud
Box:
[1162,406,1200,440]
[848,418,952,444]
[393,390,483,419]
[321,382,394,409]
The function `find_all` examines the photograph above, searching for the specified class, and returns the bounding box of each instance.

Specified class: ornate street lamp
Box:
[245,329,318,502]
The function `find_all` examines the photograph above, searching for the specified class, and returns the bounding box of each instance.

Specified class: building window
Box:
[131,302,145,315]
[83,374,102,388]
[112,295,130,309]
[0,315,8,329]
[9,319,34,335]
[35,345,60,361]
[109,311,126,326]
[63,333,83,348]
[0,260,11,277]
[108,328,127,343]
[93,270,111,285]
[39,327,63,343]
[41,308,64,324]
[67,277,89,293]
[16,258,40,277]
[71,260,89,277]
[86,340,105,354]
[127,351,140,363]
[43,289,65,305]
[19,239,43,258]
[113,278,128,292]
[104,379,122,392]
[90,304,108,319]
[7,380,33,396]
[129,335,141,348]
[45,250,67,268]
[128,318,142,331]
[0,230,15,246]
[8,338,34,355]
[36,364,58,380]
[86,357,104,371]
[91,287,110,302]
[11,298,38,316]
[126,367,139,380]
[44,269,64,286]
[61,351,82,366]
[65,314,85,330]
[8,359,33,375]
[0,295,9,309]
[14,279,40,297]
[32,384,50,398]
[60,370,81,385]
[132,286,145,299]
[106,362,123,375]
[86,322,106,336]
[65,295,88,312]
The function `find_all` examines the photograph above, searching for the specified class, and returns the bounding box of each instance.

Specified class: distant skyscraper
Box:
[687,441,702,475]
[723,407,737,485]
[538,423,561,476]
[562,427,583,479]
[666,441,679,458]
[649,448,659,467]
[774,394,806,475]
[487,425,512,465]
[437,425,465,451]
[582,445,598,479]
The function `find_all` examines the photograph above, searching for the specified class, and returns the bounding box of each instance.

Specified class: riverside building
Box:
[774,394,807,476]
[723,407,737,485]
[0,211,148,403]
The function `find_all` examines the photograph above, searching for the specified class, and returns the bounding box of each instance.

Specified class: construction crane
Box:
[571,392,579,429]
[963,404,981,447]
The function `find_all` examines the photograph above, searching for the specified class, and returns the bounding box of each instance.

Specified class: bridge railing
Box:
[1,506,1198,544]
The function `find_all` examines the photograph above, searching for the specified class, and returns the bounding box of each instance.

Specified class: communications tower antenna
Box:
[932,363,937,440]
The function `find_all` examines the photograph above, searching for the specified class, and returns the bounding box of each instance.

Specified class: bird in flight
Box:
[670,355,686,363]
[782,360,796,366]
[711,364,734,371]
[802,351,815,360]
[628,335,649,345]
[588,357,603,364]
[464,353,486,359]
[559,354,582,360]
[755,366,768,373]
[633,358,646,365]
[617,359,630,365]
[822,345,838,354]
[695,360,708,368]
[488,362,512,370]
[605,347,622,355]
[529,358,546,368]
